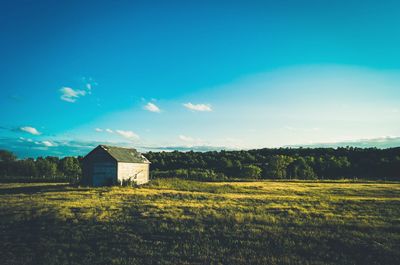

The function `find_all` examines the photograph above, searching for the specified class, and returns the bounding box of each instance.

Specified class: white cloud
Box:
[19,126,41,135]
[178,134,206,147]
[144,102,161,113]
[94,128,114,133]
[60,87,87,103]
[179,135,195,142]
[183,102,212,112]
[96,128,139,140]
[18,137,33,142]
[95,128,119,134]
[41,140,56,147]
[29,140,56,147]
[176,135,245,149]
[86,83,92,91]
[115,130,140,140]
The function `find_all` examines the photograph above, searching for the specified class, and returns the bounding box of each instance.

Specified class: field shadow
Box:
[0,184,82,195]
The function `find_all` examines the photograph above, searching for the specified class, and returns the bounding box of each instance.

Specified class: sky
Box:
[1,0,400,158]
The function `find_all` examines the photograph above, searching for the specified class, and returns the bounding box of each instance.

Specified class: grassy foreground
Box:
[0,180,399,265]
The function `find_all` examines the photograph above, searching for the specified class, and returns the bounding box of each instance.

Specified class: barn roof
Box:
[99,145,150,163]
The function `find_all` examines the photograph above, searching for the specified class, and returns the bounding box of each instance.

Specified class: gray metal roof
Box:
[99,145,150,163]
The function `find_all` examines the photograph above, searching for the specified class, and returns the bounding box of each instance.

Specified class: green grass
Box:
[0,179,399,265]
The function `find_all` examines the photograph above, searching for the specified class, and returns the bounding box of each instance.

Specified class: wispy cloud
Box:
[19,126,41,135]
[18,137,33,142]
[19,137,56,147]
[178,134,206,147]
[94,128,114,134]
[288,136,400,149]
[4,134,400,159]
[4,138,103,158]
[39,140,56,147]
[59,87,87,103]
[95,127,139,140]
[144,102,161,113]
[183,102,212,112]
[179,135,195,142]
[59,77,96,103]
[115,130,140,140]
[82,76,98,95]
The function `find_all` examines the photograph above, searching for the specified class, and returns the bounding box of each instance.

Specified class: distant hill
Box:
[289,136,400,149]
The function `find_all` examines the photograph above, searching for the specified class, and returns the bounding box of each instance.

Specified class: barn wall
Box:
[82,147,117,186]
[117,162,150,185]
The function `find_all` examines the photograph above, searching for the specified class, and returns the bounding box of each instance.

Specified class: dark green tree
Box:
[240,165,262,179]
[60,157,81,177]
[288,158,316,180]
[263,155,293,179]
[36,158,57,177]
[0,150,17,162]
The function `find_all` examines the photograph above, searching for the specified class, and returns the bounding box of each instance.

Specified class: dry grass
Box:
[0,179,399,264]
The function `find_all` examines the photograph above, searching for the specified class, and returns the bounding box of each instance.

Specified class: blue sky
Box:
[1,0,400,157]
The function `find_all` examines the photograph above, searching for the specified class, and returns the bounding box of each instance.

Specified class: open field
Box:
[0,180,399,265]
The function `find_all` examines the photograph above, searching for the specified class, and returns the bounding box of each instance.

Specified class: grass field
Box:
[0,179,399,265]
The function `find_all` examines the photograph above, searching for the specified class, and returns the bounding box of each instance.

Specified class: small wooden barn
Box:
[82,145,150,186]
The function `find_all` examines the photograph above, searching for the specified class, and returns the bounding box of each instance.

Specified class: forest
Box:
[0,150,81,183]
[1,146,399,182]
[146,147,400,181]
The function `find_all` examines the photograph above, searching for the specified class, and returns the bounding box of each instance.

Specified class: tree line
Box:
[0,150,81,182]
[146,147,400,181]
[1,147,399,182]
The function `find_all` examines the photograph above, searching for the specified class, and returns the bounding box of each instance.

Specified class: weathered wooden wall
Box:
[117,162,150,185]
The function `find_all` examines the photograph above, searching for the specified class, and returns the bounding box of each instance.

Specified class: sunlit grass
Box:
[0,179,399,264]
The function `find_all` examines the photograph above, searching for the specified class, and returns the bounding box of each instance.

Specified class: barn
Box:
[82,145,150,186]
